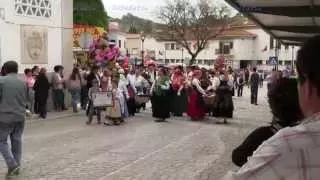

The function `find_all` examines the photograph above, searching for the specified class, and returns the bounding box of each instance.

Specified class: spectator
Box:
[24,68,35,114]
[80,67,88,110]
[232,78,303,167]
[0,61,28,178]
[52,65,65,111]
[33,68,50,119]
[68,67,82,113]
[31,66,40,78]
[223,35,320,180]
[250,67,259,105]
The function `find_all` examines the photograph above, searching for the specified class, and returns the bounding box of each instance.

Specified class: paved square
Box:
[0,86,271,180]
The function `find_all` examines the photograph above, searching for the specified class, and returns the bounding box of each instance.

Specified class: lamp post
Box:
[181,48,184,64]
[140,32,145,66]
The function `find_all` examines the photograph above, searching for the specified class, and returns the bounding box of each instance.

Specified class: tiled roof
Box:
[217,29,257,38]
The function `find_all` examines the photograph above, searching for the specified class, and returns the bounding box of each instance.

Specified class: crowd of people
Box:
[0,60,267,126]
[3,34,320,179]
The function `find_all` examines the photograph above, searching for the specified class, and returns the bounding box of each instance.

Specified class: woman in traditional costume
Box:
[105,80,123,126]
[150,68,171,122]
[100,69,112,92]
[118,69,129,118]
[127,69,137,116]
[212,71,234,124]
[187,70,207,121]
[171,66,188,116]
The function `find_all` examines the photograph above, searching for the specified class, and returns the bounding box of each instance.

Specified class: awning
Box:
[225,0,320,45]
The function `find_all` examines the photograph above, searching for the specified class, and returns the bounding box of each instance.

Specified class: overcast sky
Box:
[103,0,236,21]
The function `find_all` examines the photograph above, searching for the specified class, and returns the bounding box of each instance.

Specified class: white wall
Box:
[0,0,72,73]
[109,31,127,54]
[247,28,299,62]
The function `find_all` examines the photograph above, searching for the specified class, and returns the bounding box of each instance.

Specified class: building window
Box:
[176,43,182,50]
[124,41,126,49]
[270,37,274,49]
[170,43,175,50]
[285,44,289,50]
[118,40,121,48]
[15,0,52,18]
[198,60,203,64]
[165,59,169,64]
[170,59,175,63]
[165,43,170,50]
[218,41,231,54]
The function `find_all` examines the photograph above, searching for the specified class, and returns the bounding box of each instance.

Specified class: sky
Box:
[103,0,236,22]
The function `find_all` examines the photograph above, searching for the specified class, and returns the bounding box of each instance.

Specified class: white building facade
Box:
[0,0,73,73]
[138,19,299,71]
[108,22,127,55]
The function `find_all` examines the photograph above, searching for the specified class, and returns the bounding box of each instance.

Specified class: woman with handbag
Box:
[187,70,208,121]
[150,67,171,122]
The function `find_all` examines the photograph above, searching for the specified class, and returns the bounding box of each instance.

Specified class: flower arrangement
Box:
[88,37,120,67]
[214,55,226,72]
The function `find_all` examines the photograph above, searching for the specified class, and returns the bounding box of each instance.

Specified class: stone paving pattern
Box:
[0,86,271,180]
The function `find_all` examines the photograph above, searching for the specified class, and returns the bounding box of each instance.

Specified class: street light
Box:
[181,48,184,64]
[140,32,145,66]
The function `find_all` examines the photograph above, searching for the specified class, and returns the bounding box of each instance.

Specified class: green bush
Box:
[74,0,109,28]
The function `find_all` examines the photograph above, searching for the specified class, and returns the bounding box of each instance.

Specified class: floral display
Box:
[88,37,121,67]
[214,55,226,72]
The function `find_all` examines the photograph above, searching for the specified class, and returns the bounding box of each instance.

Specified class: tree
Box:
[159,0,231,65]
[128,24,139,33]
[74,0,109,29]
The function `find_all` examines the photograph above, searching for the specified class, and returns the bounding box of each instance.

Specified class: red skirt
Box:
[187,90,206,120]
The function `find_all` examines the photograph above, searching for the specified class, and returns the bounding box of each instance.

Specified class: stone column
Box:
[61,0,73,73]
[61,0,73,107]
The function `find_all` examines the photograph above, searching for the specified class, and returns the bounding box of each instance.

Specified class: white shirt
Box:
[127,74,137,93]
[192,78,206,95]
[223,112,320,180]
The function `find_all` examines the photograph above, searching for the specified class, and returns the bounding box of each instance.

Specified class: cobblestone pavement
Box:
[0,86,271,180]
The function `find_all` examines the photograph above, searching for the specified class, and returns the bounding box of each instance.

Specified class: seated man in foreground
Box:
[223,35,320,180]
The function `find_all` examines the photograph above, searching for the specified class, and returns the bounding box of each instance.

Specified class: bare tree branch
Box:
[158,0,231,65]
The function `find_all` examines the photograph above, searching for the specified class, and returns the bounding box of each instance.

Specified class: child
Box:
[86,79,102,125]
[104,80,123,126]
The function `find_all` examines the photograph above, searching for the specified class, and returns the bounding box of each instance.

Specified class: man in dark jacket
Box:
[0,61,28,178]
[250,67,259,105]
[86,65,100,115]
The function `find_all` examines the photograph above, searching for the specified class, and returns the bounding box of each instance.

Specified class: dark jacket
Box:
[86,72,99,89]
[33,74,50,99]
[232,126,276,167]
[250,72,259,88]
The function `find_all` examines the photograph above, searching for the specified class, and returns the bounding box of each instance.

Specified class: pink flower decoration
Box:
[95,55,104,62]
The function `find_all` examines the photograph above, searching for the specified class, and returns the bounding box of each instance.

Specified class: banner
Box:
[73,24,106,48]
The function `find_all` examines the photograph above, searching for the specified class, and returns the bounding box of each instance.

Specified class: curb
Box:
[26,111,85,124]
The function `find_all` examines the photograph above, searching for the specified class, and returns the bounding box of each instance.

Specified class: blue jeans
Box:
[69,88,81,112]
[0,121,25,169]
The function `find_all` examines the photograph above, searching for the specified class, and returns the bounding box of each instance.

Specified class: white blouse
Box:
[191,78,206,95]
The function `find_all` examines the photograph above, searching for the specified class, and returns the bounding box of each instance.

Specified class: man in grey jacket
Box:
[0,61,28,178]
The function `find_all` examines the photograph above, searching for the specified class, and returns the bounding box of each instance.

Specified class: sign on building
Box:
[269,56,278,65]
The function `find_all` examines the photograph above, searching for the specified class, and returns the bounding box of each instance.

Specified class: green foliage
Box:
[74,0,108,28]
[121,13,154,33]
[128,24,139,33]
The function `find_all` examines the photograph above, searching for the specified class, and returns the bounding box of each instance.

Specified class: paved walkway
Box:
[0,86,271,180]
